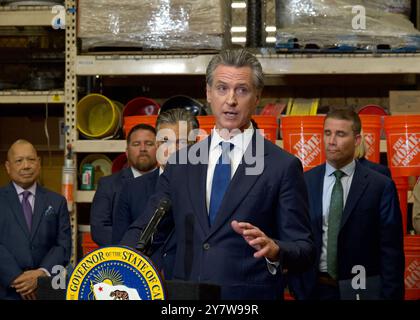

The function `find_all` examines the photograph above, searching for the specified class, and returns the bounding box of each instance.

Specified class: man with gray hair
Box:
[115,108,199,279]
[122,49,315,299]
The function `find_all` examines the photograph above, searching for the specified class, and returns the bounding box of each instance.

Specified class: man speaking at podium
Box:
[121,49,315,300]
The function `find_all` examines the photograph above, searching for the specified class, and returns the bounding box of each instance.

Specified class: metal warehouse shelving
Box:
[75,53,420,76]
[64,0,420,263]
[0,5,60,27]
[0,90,65,103]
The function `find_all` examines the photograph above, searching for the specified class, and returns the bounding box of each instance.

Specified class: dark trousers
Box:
[310,283,340,300]
[309,273,340,300]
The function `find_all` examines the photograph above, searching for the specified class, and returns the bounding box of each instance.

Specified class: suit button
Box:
[163,253,167,257]
[203,243,210,250]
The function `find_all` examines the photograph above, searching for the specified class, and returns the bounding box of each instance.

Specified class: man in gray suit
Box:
[0,139,71,300]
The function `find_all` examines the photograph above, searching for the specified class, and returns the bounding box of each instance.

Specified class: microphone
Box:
[136,197,171,254]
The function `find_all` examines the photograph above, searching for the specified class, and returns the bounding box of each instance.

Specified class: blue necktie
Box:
[209,142,233,226]
[21,190,33,231]
[327,170,345,279]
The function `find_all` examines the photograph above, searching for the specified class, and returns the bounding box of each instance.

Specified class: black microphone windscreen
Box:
[158,198,171,212]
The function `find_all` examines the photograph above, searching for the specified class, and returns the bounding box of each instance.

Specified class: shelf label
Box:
[52,94,62,102]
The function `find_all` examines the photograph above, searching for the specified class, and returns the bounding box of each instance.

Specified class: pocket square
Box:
[44,205,56,216]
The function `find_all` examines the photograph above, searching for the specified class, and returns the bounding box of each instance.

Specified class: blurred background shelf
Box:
[76,190,95,203]
[73,140,127,153]
[0,90,64,103]
[76,53,420,76]
[0,5,60,27]
[76,54,212,76]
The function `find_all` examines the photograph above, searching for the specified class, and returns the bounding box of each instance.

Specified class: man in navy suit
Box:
[121,49,315,299]
[113,109,199,280]
[90,124,158,246]
[288,109,404,300]
[357,157,391,177]
[0,140,71,300]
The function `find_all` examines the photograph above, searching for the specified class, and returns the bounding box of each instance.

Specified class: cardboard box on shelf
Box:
[78,0,229,50]
[389,91,420,114]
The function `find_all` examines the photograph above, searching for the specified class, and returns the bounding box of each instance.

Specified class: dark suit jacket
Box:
[0,183,71,300]
[358,157,391,178]
[112,169,159,244]
[122,132,315,299]
[113,169,176,279]
[288,162,405,300]
[90,167,134,246]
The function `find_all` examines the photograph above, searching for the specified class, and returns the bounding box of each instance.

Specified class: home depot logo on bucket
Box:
[363,133,376,160]
[384,115,420,177]
[390,133,420,168]
[404,235,420,299]
[281,115,326,171]
[290,133,323,170]
[405,258,420,292]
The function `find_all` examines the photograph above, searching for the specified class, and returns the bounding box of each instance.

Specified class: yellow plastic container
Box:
[77,94,122,139]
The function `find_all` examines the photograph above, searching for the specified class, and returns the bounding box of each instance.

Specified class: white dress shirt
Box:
[205,124,279,274]
[131,167,142,178]
[206,123,254,213]
[131,166,159,178]
[319,160,356,272]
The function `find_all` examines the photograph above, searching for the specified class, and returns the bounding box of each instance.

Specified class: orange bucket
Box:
[393,176,408,234]
[252,115,278,143]
[281,115,326,171]
[384,115,420,177]
[196,115,215,141]
[359,115,382,163]
[81,232,99,257]
[123,115,158,138]
[404,235,420,300]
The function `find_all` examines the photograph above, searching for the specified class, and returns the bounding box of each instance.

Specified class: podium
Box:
[37,276,66,300]
[37,277,221,300]
[166,280,220,300]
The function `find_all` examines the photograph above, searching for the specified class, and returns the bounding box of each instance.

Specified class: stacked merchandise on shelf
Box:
[275,0,420,52]
[78,0,231,51]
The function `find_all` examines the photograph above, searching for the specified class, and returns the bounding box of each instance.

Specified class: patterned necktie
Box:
[21,190,33,231]
[209,142,233,226]
[327,170,345,279]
